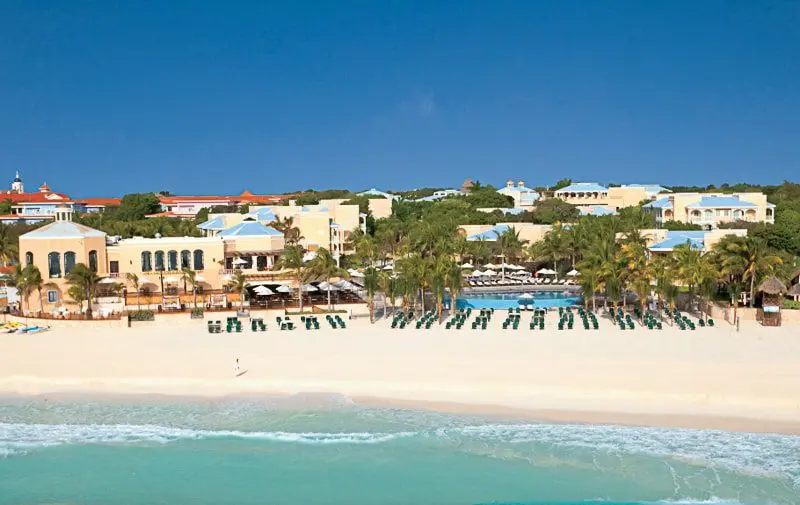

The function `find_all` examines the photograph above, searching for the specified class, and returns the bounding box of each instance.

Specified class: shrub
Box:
[129,310,155,321]
[782,299,800,310]
[191,308,204,317]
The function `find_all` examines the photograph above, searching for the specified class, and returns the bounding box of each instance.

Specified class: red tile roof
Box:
[145,211,180,218]
[77,197,122,206]
[0,192,71,203]
[159,193,287,205]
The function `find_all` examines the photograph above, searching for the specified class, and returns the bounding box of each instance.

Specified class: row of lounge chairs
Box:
[467,278,575,288]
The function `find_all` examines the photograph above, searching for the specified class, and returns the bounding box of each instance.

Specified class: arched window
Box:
[193,249,204,271]
[25,252,33,266]
[64,251,76,274]
[48,252,61,278]
[180,250,191,269]
[168,250,178,271]
[88,250,98,272]
[141,251,153,272]
[154,251,165,271]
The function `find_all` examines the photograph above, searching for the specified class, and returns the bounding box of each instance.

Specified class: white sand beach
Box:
[1,311,799,434]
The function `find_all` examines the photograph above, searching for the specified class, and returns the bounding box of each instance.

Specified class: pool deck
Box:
[462,284,581,294]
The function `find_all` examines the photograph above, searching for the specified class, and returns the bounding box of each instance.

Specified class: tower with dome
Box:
[11,171,24,194]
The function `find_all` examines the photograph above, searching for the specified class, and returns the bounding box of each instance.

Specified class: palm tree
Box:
[600,254,627,309]
[66,284,87,312]
[673,243,717,313]
[126,272,141,310]
[0,226,19,266]
[65,263,102,319]
[182,267,199,308]
[494,227,529,275]
[362,267,380,323]
[532,223,569,275]
[22,264,46,315]
[649,255,675,319]
[430,256,452,320]
[276,245,307,311]
[577,264,601,311]
[307,247,348,310]
[620,239,651,319]
[445,260,463,314]
[272,216,303,246]
[226,269,247,311]
[379,271,397,317]
[717,236,782,308]
[8,265,34,316]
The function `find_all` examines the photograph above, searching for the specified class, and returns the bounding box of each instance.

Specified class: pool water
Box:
[455,291,582,309]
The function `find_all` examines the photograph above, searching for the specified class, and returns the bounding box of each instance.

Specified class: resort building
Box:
[497,180,540,209]
[552,183,668,212]
[18,205,287,314]
[411,189,461,202]
[357,188,399,201]
[155,191,287,218]
[198,200,366,263]
[645,229,748,254]
[643,193,775,229]
[0,172,118,224]
[459,223,553,245]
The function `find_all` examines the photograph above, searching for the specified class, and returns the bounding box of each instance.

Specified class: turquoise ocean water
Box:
[0,395,798,505]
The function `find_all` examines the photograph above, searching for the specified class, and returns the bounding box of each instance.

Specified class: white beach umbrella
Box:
[253,285,274,296]
[484,269,497,276]
[484,263,498,269]
[566,269,580,277]
[317,281,340,291]
[335,280,358,291]
[232,257,248,266]
[99,277,117,284]
[348,269,365,278]
[461,262,474,269]
[194,274,206,282]
[302,251,318,262]
[276,285,292,293]
[138,276,156,285]
[470,270,485,276]
[382,264,393,271]
[518,293,534,300]
[299,284,318,292]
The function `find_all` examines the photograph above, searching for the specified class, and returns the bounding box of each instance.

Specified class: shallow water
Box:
[0,395,797,504]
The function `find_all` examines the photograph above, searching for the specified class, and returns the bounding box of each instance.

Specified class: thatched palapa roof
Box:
[757,276,786,295]
[788,283,800,297]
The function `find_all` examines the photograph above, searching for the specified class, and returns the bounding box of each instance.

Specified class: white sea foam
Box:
[446,423,800,486]
[0,422,414,456]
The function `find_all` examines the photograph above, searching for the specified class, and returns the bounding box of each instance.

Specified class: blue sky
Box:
[1,1,798,197]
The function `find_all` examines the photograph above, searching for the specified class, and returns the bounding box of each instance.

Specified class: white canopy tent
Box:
[253,285,274,296]
[317,281,340,291]
[566,269,580,277]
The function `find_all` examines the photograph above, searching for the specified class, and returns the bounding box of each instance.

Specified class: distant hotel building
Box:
[643,193,775,229]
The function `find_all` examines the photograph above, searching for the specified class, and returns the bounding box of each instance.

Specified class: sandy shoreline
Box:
[1,311,799,435]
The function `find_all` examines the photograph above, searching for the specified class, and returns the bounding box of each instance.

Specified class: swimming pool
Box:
[454,291,581,309]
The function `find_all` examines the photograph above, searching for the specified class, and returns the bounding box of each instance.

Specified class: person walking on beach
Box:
[234,358,240,374]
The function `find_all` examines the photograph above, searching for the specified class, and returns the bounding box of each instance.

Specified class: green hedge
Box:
[129,310,155,321]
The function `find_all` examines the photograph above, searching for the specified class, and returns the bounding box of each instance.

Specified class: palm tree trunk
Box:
[749,275,755,308]
[298,273,304,312]
[38,288,43,315]
[592,292,596,312]
[327,276,332,310]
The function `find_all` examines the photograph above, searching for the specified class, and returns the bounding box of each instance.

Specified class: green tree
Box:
[226,269,247,311]
[111,193,162,221]
[65,263,103,318]
[529,199,579,224]
[716,236,783,308]
[551,178,572,191]
[0,225,19,265]
[362,267,380,323]
[276,245,309,311]
[126,272,141,310]
[494,227,529,269]
[182,267,200,308]
[307,247,348,309]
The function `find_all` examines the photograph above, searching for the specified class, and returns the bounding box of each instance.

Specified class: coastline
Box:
[2,315,799,436]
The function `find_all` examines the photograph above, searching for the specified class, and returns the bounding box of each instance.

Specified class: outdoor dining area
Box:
[245,279,363,308]
[463,263,580,288]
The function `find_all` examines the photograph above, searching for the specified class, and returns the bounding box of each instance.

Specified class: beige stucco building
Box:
[19,208,287,314]
[199,200,366,263]
[552,183,668,212]
[644,193,775,229]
